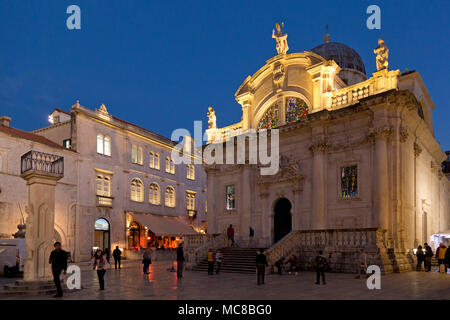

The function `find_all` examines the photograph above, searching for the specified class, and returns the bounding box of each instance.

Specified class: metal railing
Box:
[20,150,64,176]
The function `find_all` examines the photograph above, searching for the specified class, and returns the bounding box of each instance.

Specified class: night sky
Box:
[0,0,449,150]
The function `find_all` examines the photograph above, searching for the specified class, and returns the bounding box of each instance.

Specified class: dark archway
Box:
[274,198,292,243]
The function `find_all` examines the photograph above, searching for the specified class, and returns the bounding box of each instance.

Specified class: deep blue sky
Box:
[0,0,449,150]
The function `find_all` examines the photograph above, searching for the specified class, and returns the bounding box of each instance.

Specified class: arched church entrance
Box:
[274,198,292,243]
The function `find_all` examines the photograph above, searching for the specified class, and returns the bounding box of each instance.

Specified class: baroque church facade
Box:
[204,31,450,273]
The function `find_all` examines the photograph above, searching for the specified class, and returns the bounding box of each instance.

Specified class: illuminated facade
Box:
[204,34,450,273]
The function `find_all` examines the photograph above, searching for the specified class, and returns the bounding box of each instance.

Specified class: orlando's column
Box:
[20,150,64,281]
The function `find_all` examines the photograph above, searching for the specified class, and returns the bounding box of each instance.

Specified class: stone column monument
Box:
[20,151,64,281]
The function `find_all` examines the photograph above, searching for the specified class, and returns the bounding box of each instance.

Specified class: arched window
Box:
[186,192,196,210]
[165,186,175,207]
[285,97,309,124]
[155,153,160,169]
[96,175,111,196]
[130,178,144,202]
[257,102,279,129]
[97,134,111,156]
[149,152,160,169]
[149,183,160,205]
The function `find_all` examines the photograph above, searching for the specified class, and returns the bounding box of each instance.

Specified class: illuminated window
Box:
[149,152,160,169]
[96,175,111,197]
[63,139,71,149]
[149,183,160,205]
[341,166,358,198]
[285,97,309,124]
[165,186,175,207]
[257,103,279,129]
[187,164,195,180]
[226,185,235,210]
[130,178,144,202]
[186,192,196,210]
[166,157,175,174]
[131,145,143,165]
[97,134,111,156]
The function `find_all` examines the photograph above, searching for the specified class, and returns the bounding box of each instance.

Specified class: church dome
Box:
[311,41,366,75]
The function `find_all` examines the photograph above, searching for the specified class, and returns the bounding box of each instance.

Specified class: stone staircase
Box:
[192,247,262,274]
[0,279,75,297]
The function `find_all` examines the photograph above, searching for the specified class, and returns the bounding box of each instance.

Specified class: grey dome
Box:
[311,42,366,75]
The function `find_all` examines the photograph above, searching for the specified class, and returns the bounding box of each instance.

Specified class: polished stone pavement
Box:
[1,260,449,300]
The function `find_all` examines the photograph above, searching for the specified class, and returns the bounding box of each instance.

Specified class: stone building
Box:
[0,102,206,262]
[203,33,450,273]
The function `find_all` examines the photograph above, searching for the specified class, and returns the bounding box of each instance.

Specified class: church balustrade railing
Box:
[265,228,380,265]
[20,150,64,176]
[184,233,228,264]
[331,69,400,109]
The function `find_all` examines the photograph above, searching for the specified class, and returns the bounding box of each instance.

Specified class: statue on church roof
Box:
[374,38,389,71]
[272,22,289,55]
[207,106,216,129]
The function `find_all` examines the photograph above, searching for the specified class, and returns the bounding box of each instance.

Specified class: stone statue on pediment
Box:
[374,38,389,71]
[207,106,216,129]
[272,23,289,55]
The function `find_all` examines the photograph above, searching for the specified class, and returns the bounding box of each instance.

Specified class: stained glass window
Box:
[226,185,235,210]
[341,166,358,198]
[257,103,279,129]
[285,97,309,124]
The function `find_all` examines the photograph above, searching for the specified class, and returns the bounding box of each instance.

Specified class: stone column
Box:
[21,154,63,281]
[372,127,391,231]
[310,142,328,230]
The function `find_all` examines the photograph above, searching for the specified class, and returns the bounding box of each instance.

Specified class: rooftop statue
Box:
[207,106,216,129]
[272,22,289,55]
[374,38,389,71]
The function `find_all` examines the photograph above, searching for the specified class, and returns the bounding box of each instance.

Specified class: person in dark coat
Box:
[112,246,122,270]
[315,250,328,285]
[48,241,68,298]
[415,245,425,271]
[445,245,450,272]
[176,243,185,278]
[256,250,268,285]
[424,243,433,272]
[275,257,285,275]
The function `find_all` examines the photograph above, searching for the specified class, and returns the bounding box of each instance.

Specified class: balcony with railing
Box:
[20,150,64,176]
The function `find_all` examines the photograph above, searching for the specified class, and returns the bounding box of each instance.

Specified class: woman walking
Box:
[91,250,109,290]
[142,248,152,274]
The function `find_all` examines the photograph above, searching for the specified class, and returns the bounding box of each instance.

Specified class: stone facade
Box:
[204,48,450,273]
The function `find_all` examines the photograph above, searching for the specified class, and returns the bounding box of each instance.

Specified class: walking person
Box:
[215,249,223,274]
[256,250,268,285]
[91,250,109,290]
[355,249,368,279]
[249,227,254,246]
[176,243,185,278]
[112,246,122,270]
[424,243,433,272]
[315,250,328,285]
[436,243,448,273]
[207,249,215,276]
[142,247,152,274]
[227,224,235,247]
[48,241,68,298]
[415,245,425,271]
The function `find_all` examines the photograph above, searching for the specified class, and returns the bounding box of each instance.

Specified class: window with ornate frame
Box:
[96,175,111,197]
[186,192,196,210]
[165,186,176,207]
[340,165,358,199]
[149,152,160,169]
[225,185,235,210]
[130,178,144,202]
[165,157,175,174]
[149,182,160,205]
[131,145,143,165]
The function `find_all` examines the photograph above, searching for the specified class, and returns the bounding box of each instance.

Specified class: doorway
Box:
[274,198,292,243]
[93,218,110,255]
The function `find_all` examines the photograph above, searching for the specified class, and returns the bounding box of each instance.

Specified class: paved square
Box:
[1,260,449,300]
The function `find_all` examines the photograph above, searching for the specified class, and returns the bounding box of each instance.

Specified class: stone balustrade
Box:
[265,228,385,273]
[331,69,400,109]
[184,233,228,267]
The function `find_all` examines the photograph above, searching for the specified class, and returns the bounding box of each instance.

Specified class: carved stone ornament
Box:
[258,154,303,185]
[273,62,285,87]
[413,142,422,157]
[399,126,409,143]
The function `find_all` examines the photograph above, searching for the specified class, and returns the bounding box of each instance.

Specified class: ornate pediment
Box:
[257,154,303,185]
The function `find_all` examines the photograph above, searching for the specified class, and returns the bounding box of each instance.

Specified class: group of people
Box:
[415,242,449,273]
[207,249,223,275]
